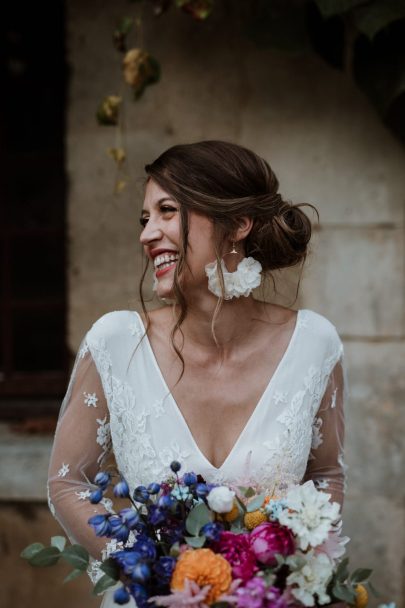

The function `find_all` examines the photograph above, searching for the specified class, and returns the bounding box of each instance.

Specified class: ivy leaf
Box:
[63,569,84,584]
[100,558,120,580]
[61,545,89,571]
[332,582,357,604]
[20,543,45,560]
[93,574,117,595]
[51,536,66,552]
[314,0,368,18]
[29,547,61,567]
[185,502,213,536]
[246,493,266,512]
[350,568,373,583]
[185,535,206,548]
[353,0,405,40]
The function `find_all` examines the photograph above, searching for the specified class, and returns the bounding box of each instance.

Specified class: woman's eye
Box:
[160,205,177,213]
[139,217,149,227]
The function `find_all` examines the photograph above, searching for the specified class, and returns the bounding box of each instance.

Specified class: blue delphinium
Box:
[114,478,130,498]
[109,515,130,543]
[94,471,111,489]
[131,562,151,584]
[133,485,150,503]
[113,585,130,605]
[154,556,176,584]
[147,482,161,495]
[170,461,181,473]
[132,535,157,561]
[113,550,142,577]
[158,494,175,510]
[148,505,166,526]
[88,514,111,537]
[200,521,224,541]
[129,583,150,608]
[89,488,104,504]
[182,472,197,486]
[119,508,140,530]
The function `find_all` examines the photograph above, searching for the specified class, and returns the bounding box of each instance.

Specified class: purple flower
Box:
[183,472,198,486]
[133,535,157,561]
[158,494,175,510]
[114,479,130,498]
[149,505,167,526]
[113,550,142,576]
[113,586,131,605]
[201,522,224,541]
[154,556,176,584]
[131,562,151,584]
[236,579,285,608]
[88,514,111,537]
[109,515,130,543]
[249,522,295,566]
[195,483,209,497]
[119,508,140,530]
[129,583,150,608]
[147,482,161,494]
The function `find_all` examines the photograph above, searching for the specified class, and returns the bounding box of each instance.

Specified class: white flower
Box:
[83,391,98,407]
[207,486,235,513]
[287,550,333,606]
[205,257,262,299]
[57,463,70,478]
[278,480,340,550]
[315,519,350,562]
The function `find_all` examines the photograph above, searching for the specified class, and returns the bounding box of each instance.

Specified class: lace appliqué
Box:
[57,463,70,478]
[83,391,98,407]
[311,417,323,449]
[96,416,112,463]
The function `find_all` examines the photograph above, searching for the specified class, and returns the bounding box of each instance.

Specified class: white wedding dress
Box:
[47,308,346,607]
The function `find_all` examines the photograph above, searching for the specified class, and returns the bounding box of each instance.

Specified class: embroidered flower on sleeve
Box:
[75,489,92,501]
[152,398,165,418]
[83,391,98,407]
[78,343,89,359]
[273,391,288,405]
[57,463,70,478]
[330,388,337,409]
[96,416,111,448]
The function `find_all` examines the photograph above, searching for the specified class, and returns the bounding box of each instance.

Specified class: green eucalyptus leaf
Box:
[63,568,84,583]
[20,543,45,560]
[170,542,181,557]
[100,558,120,580]
[61,545,89,571]
[29,547,61,567]
[336,557,350,582]
[332,582,357,603]
[185,535,206,548]
[350,568,373,583]
[367,581,380,598]
[246,493,266,512]
[185,502,213,536]
[93,574,117,595]
[51,536,66,552]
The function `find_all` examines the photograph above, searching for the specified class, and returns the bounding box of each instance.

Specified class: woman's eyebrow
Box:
[141,197,175,215]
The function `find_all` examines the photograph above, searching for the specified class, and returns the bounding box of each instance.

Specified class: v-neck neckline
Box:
[134,309,303,471]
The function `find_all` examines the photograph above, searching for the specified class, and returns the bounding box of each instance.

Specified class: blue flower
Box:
[158,494,175,510]
[109,515,130,543]
[148,505,166,526]
[170,486,192,501]
[154,556,176,583]
[147,482,161,494]
[201,522,224,541]
[94,471,111,489]
[131,562,151,584]
[114,479,130,498]
[119,508,140,530]
[88,514,111,537]
[183,472,197,486]
[195,483,209,497]
[89,488,104,504]
[113,550,143,576]
[133,485,150,503]
[170,461,181,473]
[133,536,157,561]
[113,586,130,605]
[129,583,150,608]
[264,498,287,521]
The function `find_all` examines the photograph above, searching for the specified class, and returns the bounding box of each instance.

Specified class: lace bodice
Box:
[48,308,346,571]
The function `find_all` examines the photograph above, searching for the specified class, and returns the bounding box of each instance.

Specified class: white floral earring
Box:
[205,241,262,300]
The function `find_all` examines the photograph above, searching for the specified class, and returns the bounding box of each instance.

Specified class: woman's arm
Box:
[48,344,113,561]
[303,357,346,509]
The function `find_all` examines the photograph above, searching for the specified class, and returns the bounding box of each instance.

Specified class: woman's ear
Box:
[234,216,254,242]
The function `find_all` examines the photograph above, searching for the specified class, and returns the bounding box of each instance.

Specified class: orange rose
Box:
[171,548,232,604]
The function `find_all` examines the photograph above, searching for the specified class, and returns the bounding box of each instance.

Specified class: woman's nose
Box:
[139,219,162,245]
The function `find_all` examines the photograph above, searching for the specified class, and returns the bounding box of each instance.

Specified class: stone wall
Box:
[1,1,404,606]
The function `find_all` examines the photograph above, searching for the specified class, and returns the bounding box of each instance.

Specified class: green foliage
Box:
[51,536,66,552]
[28,547,62,567]
[100,557,120,580]
[20,542,45,560]
[246,493,266,512]
[93,574,117,595]
[185,534,206,547]
[185,502,213,535]
[61,545,89,571]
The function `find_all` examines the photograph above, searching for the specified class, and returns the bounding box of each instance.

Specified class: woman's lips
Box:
[155,262,176,278]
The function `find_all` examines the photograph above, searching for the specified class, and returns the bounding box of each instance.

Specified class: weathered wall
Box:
[1,0,404,606]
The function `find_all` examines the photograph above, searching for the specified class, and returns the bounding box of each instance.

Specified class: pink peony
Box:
[213,531,258,582]
[249,522,295,566]
[236,579,286,608]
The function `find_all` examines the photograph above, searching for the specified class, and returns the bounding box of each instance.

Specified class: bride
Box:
[47,140,346,607]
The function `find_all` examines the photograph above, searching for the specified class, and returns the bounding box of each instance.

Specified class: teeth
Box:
[154,252,179,269]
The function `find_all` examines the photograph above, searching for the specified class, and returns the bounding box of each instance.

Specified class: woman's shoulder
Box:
[86,309,142,344]
[299,308,343,354]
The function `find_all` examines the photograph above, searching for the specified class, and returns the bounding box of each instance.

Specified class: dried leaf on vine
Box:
[122,49,161,99]
[108,147,126,165]
[96,96,122,126]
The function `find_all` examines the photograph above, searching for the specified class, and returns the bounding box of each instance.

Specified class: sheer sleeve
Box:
[47,337,113,562]
[303,355,347,509]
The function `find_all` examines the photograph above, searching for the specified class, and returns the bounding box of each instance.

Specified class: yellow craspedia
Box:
[222,501,240,522]
[355,584,368,608]
[244,509,267,530]
[171,548,232,604]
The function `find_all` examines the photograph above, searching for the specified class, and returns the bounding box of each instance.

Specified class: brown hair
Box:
[139,140,318,381]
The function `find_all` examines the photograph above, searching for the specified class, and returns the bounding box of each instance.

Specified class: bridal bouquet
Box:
[22,462,379,608]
